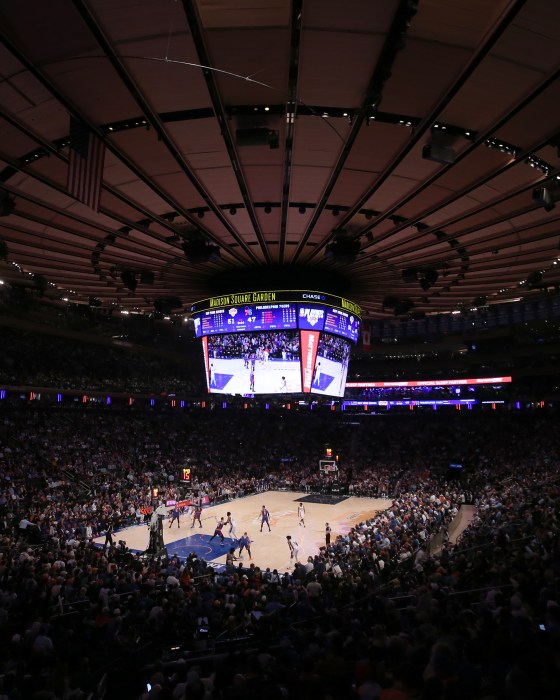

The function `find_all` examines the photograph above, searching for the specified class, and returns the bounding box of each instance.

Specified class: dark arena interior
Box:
[1,1,560,699]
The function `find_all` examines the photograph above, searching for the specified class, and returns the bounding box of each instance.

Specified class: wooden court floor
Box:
[95,491,391,573]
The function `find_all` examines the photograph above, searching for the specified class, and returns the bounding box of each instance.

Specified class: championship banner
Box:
[361,321,371,350]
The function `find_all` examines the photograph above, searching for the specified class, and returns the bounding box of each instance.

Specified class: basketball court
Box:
[94,490,391,572]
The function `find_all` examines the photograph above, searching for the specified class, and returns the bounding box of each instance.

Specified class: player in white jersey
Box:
[286,535,300,566]
[225,511,239,541]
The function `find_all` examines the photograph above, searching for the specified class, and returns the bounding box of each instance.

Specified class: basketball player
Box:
[191,504,203,528]
[226,511,239,541]
[238,531,252,560]
[209,363,216,387]
[249,367,255,392]
[168,505,181,528]
[312,361,322,388]
[286,535,300,566]
[209,516,225,546]
[259,505,271,532]
[297,502,306,527]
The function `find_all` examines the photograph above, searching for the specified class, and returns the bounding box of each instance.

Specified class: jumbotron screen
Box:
[191,290,361,397]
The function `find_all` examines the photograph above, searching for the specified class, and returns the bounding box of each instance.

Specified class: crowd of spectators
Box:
[1,405,560,699]
[2,323,560,408]
[317,335,350,363]
[0,327,205,395]
[346,385,500,402]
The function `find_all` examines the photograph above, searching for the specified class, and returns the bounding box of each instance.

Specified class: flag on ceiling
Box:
[66,117,105,212]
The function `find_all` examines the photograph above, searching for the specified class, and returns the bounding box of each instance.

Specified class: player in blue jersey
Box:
[168,505,181,528]
[238,532,252,560]
[259,505,271,532]
[191,504,203,528]
[209,516,226,545]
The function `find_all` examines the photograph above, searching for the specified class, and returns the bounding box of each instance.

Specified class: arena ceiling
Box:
[1,0,560,321]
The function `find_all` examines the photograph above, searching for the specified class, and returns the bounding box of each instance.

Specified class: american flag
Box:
[66,118,105,212]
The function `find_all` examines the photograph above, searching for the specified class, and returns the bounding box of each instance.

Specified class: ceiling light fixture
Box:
[0,191,15,217]
[182,240,221,264]
[533,184,560,212]
[120,270,137,292]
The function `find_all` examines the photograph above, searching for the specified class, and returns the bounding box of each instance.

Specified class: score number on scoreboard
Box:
[179,467,192,483]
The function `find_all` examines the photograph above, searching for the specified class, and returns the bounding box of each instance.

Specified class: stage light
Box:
[235,128,279,149]
[182,240,221,263]
[423,142,455,164]
[533,184,560,212]
[382,296,400,309]
[420,269,438,291]
[120,270,137,292]
[402,268,418,283]
[33,274,47,296]
[324,235,360,263]
[422,131,456,164]
[140,270,155,284]
[394,299,414,316]
[0,191,15,217]
[526,271,543,288]
[154,296,183,313]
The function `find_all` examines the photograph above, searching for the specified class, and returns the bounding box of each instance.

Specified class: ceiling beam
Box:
[303,0,529,263]
[179,0,270,264]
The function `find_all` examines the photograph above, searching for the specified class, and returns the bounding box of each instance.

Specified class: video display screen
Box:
[323,307,360,343]
[194,302,360,342]
[309,333,352,397]
[203,330,302,395]
[194,303,297,336]
[194,292,360,398]
[202,330,351,398]
[298,304,326,331]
